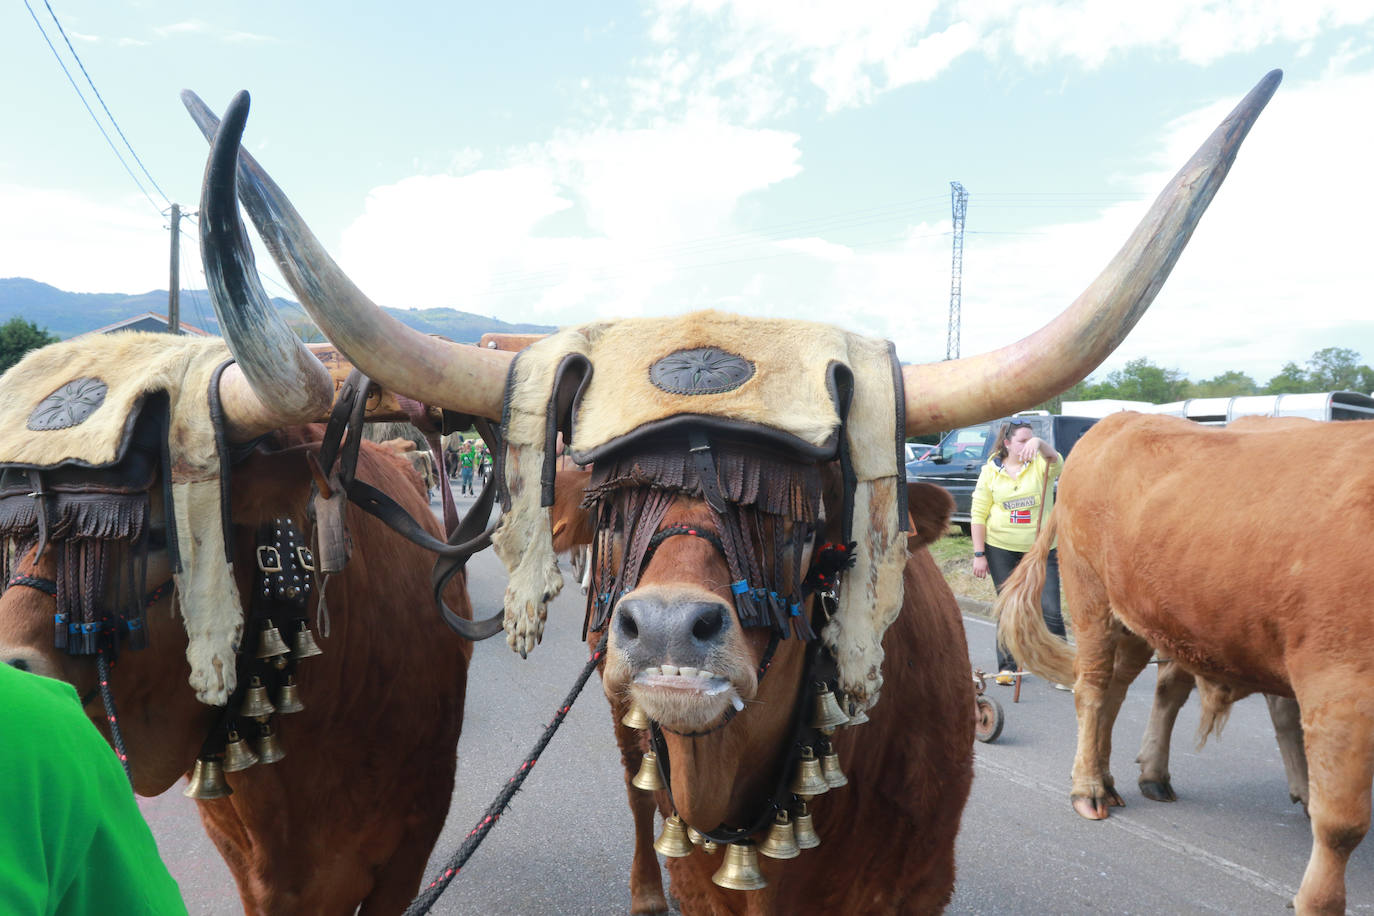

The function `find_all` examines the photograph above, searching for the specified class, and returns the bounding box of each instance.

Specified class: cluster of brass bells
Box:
[256,619,324,667]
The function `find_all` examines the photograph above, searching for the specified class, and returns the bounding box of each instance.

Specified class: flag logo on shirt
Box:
[1009,508,1033,525]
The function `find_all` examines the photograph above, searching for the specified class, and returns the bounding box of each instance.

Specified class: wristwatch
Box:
[973,551,985,558]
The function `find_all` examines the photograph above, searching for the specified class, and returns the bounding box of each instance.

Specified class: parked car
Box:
[905,411,1098,534]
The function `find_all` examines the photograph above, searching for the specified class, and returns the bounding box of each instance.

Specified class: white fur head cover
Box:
[493,310,908,711]
[0,332,243,705]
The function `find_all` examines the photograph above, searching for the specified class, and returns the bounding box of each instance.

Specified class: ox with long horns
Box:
[185,70,1280,913]
[0,94,481,914]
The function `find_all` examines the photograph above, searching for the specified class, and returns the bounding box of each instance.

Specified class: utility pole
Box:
[167,204,181,334]
[946,181,967,361]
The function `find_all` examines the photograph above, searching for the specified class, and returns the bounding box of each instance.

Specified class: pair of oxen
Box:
[0,71,1291,915]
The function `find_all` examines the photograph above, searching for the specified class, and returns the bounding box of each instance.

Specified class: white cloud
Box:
[336,115,803,324]
[921,67,1374,382]
[0,185,173,294]
[637,0,1374,116]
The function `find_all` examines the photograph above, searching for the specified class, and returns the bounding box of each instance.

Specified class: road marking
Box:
[973,753,1301,904]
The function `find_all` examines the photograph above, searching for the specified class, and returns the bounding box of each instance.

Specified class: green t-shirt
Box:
[459,450,475,469]
[0,664,187,915]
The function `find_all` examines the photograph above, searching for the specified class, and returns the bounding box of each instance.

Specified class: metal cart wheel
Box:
[975,694,1005,743]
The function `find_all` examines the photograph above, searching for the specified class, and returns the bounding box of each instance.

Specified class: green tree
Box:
[1095,357,1190,403]
[1190,370,1258,397]
[1305,347,1374,392]
[0,317,59,374]
[1264,361,1309,394]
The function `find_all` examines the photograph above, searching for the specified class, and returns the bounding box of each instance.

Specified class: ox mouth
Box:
[633,665,745,712]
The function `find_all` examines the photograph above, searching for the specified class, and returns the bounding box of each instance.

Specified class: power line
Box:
[39,0,172,207]
[22,0,164,216]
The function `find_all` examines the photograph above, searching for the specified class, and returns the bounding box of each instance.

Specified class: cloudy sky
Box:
[2,1,1371,385]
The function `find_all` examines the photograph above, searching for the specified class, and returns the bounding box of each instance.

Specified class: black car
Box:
[904,412,1098,533]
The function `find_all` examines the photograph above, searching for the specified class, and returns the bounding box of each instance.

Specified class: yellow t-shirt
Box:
[970,452,1061,553]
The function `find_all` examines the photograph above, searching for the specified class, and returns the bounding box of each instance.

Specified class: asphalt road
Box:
[138,482,1374,914]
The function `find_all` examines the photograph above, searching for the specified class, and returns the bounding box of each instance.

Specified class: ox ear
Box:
[550,469,595,554]
[905,482,953,549]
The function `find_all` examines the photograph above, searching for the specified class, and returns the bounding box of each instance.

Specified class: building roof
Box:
[81,312,212,338]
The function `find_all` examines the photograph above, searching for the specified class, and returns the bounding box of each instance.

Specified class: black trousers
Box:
[987,544,1064,672]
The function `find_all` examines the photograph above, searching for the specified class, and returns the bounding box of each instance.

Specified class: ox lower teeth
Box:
[678,666,699,678]
[661,664,680,675]
[643,667,662,676]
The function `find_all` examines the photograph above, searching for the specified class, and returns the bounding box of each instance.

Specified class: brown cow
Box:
[997,411,1374,914]
[549,471,973,913]
[182,71,1279,914]
[0,103,475,914]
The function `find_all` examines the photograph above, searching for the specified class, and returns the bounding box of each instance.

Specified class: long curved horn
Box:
[199,91,335,442]
[181,90,511,421]
[902,69,1282,435]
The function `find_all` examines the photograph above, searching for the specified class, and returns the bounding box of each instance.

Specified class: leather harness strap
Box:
[313,370,505,642]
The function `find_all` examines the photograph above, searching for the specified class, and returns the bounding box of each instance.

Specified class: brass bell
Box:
[810,682,850,732]
[793,802,821,849]
[653,814,695,858]
[275,677,305,715]
[820,748,848,789]
[757,811,800,860]
[293,623,324,660]
[631,750,665,791]
[256,620,290,660]
[846,705,870,727]
[255,724,287,765]
[687,826,719,854]
[788,747,829,800]
[711,841,767,891]
[184,757,232,799]
[239,676,276,718]
[222,730,259,772]
[621,701,650,730]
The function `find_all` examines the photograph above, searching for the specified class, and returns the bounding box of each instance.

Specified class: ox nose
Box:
[7,658,30,672]
[614,596,730,667]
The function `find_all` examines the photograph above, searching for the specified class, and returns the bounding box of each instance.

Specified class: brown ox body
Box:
[997,412,1374,914]
[557,475,974,914]
[0,427,471,915]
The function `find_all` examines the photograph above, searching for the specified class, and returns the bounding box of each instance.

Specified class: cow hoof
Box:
[1139,779,1177,802]
[1105,787,1126,807]
[1071,796,1110,820]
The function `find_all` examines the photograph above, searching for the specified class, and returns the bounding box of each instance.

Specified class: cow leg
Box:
[357,813,450,915]
[1059,552,1122,821]
[1085,630,1153,810]
[1264,694,1309,811]
[1292,687,1372,915]
[1135,661,1196,802]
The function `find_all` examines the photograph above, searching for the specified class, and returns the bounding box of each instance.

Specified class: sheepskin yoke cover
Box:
[493,310,909,710]
[0,332,242,705]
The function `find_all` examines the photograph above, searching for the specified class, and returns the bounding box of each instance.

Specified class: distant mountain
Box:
[0,277,557,342]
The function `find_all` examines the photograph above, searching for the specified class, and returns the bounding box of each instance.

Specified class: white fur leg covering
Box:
[822,477,907,712]
[491,442,563,656]
[172,479,244,705]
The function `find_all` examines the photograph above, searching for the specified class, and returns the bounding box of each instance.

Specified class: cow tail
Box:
[993,513,1075,685]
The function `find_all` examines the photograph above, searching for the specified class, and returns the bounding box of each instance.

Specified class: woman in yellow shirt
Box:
[970,421,1068,686]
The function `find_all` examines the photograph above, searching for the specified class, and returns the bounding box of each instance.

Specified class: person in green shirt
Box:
[0,662,187,915]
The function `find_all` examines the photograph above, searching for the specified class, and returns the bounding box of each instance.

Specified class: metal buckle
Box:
[295,546,315,572]
[256,546,283,573]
